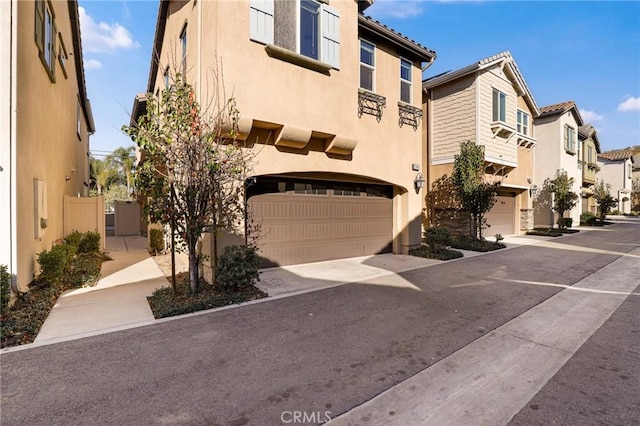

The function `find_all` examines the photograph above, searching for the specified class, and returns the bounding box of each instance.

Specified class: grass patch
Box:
[449,235,506,252]
[526,227,580,237]
[1,254,102,348]
[409,245,463,260]
[148,273,267,319]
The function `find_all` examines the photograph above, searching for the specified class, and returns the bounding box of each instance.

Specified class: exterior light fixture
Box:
[414,172,425,193]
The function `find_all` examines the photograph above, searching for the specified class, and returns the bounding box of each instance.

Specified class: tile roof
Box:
[539,101,577,116]
[359,15,436,60]
[598,146,640,161]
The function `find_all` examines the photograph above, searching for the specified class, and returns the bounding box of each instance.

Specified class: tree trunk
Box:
[188,238,199,293]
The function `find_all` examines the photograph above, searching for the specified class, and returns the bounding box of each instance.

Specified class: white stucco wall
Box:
[598,158,633,214]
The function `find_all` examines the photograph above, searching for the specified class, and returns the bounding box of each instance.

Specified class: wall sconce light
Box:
[414,172,425,193]
[530,184,539,198]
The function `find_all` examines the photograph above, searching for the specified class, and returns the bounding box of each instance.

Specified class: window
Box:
[588,145,594,164]
[179,24,187,76]
[360,40,375,91]
[294,182,327,195]
[564,125,576,154]
[58,33,68,79]
[517,110,529,136]
[333,185,361,197]
[492,89,506,123]
[400,58,412,104]
[628,163,632,179]
[577,140,582,168]
[35,0,56,81]
[164,67,170,89]
[77,99,82,138]
[249,0,340,69]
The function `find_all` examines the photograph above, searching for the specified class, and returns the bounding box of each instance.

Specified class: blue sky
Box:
[80,0,640,156]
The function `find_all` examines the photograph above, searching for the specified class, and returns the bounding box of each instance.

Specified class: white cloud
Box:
[369,0,425,19]
[84,59,103,70]
[617,96,640,112]
[79,7,140,53]
[579,109,603,122]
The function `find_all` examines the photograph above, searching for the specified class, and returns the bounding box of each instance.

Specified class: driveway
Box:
[1,219,638,425]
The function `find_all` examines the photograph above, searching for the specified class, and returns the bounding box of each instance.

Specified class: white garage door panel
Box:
[485,195,515,236]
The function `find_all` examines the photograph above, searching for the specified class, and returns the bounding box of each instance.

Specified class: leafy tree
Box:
[593,180,618,222]
[103,185,132,213]
[107,146,136,195]
[123,65,253,293]
[545,170,579,229]
[451,141,499,239]
[90,157,118,195]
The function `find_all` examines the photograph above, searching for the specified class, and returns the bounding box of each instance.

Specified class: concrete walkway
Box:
[328,245,640,425]
[34,236,169,344]
[31,232,563,346]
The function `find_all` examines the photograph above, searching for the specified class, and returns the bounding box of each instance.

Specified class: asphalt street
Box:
[1,220,638,425]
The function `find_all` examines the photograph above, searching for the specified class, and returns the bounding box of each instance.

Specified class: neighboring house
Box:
[578,124,601,214]
[132,0,435,274]
[532,101,584,227]
[0,0,95,291]
[598,148,635,214]
[423,51,539,236]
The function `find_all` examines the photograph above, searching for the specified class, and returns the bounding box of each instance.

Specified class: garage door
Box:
[248,178,393,267]
[484,193,515,236]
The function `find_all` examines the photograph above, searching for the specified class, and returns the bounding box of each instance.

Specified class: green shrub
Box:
[494,233,504,242]
[611,209,622,215]
[63,230,83,249]
[409,245,463,260]
[449,235,506,252]
[423,226,451,250]
[580,211,596,225]
[629,211,639,217]
[67,254,102,288]
[561,217,573,228]
[216,245,261,292]
[1,265,11,314]
[148,276,267,319]
[526,228,563,237]
[78,231,101,254]
[37,245,71,285]
[149,228,164,254]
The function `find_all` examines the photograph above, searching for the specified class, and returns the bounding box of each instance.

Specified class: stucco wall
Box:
[152,0,428,260]
[14,1,92,289]
[598,158,633,214]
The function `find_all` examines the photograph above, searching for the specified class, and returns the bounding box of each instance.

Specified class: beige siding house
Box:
[0,0,95,292]
[423,51,539,236]
[578,124,601,214]
[533,101,584,227]
[132,0,435,272]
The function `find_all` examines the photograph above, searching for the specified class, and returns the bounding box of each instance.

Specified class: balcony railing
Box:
[358,90,386,122]
[398,103,422,130]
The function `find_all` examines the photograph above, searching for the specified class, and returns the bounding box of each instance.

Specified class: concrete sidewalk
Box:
[28,233,558,347]
[34,236,169,345]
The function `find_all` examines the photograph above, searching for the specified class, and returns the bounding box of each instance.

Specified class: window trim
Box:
[564,125,576,155]
[299,0,321,61]
[58,33,68,79]
[399,57,412,104]
[359,38,376,92]
[179,23,187,77]
[35,0,57,82]
[492,88,506,123]
[517,109,529,136]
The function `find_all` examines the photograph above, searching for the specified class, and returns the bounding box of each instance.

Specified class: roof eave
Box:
[68,0,95,133]
[358,15,435,62]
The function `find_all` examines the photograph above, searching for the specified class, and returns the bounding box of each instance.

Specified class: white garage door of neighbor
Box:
[485,194,515,236]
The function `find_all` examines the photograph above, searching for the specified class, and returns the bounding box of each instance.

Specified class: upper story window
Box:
[400,58,412,104]
[517,110,529,136]
[628,163,632,179]
[58,34,68,79]
[249,0,340,69]
[564,125,576,154]
[164,67,170,89]
[492,89,506,123]
[179,24,187,76]
[35,0,57,82]
[587,145,595,164]
[360,40,375,91]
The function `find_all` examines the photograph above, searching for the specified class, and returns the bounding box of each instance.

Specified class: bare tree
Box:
[123,63,253,293]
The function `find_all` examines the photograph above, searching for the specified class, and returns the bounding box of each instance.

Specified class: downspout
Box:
[421,55,435,73]
[9,0,18,291]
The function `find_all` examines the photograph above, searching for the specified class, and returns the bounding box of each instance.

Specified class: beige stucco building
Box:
[1,0,95,291]
[132,0,435,270]
[598,149,635,214]
[532,101,584,227]
[423,51,539,236]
